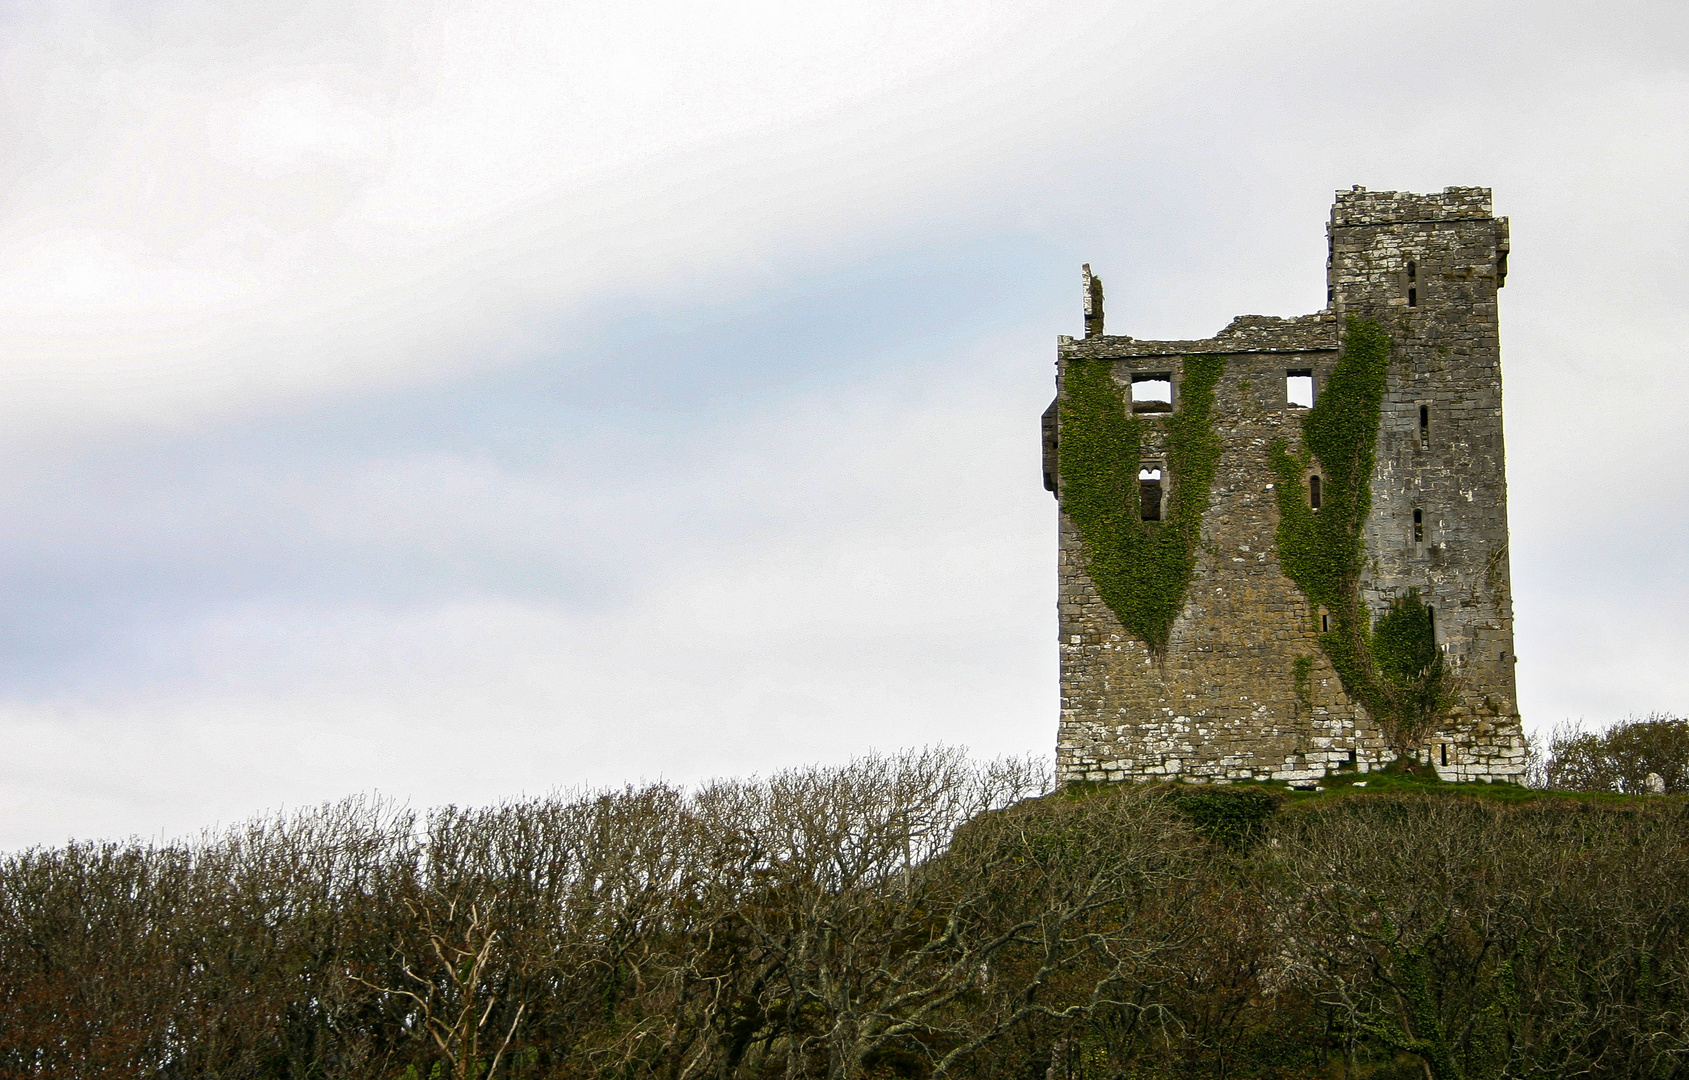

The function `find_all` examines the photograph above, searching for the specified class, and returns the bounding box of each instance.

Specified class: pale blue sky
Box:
[1,0,1684,846]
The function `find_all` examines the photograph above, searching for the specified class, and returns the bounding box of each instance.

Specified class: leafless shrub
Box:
[1534,714,1689,793]
[3,752,1687,1080]
[356,894,525,1080]
[566,746,1059,1079]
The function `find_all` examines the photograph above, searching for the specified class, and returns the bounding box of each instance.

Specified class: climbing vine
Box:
[1058,354,1224,650]
[1374,588,1458,747]
[1269,317,1454,752]
[1293,655,1314,712]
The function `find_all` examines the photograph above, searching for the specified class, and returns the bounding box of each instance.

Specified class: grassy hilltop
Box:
[2,748,1686,1080]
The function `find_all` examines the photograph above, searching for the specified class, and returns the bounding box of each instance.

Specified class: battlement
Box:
[1331,185,1494,226]
[1046,188,1525,788]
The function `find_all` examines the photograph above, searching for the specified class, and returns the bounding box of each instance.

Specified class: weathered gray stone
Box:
[1045,187,1524,785]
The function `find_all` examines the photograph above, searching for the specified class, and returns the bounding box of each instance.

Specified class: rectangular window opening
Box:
[1407,261,1418,307]
[1309,474,1322,511]
[1138,467,1163,521]
[1319,606,1330,634]
[1286,370,1314,409]
[1419,404,1430,449]
[1130,375,1173,414]
[1440,743,1448,767]
[1413,508,1424,544]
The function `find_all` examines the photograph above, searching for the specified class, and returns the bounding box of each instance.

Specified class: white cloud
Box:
[0,0,1094,434]
[0,340,1056,845]
[0,0,1686,845]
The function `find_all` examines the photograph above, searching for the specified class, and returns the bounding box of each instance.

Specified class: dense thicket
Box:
[3,748,1687,1079]
[1533,714,1689,794]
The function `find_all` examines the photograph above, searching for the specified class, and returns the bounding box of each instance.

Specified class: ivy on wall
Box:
[1374,589,1455,748]
[1269,316,1453,751]
[1058,354,1225,650]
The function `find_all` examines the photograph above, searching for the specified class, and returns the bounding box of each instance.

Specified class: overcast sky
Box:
[0,0,1684,848]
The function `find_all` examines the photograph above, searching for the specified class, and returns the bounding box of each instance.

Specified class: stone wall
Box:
[1051,187,1526,786]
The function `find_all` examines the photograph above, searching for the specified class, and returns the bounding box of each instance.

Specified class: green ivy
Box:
[1268,316,1389,613]
[1169,785,1282,849]
[1375,589,1457,751]
[1293,654,1314,711]
[1058,354,1225,650]
[1269,317,1452,752]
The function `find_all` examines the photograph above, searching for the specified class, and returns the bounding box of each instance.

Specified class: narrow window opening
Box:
[1286,370,1314,409]
[1309,475,1322,511]
[1138,467,1163,521]
[1318,606,1330,633]
[1419,404,1430,449]
[1326,237,1334,306]
[1130,375,1173,414]
[1407,260,1418,307]
[1498,650,1507,661]
[1440,743,1448,767]
[1413,508,1424,544]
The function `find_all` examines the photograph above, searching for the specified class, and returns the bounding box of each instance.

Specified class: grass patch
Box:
[1059,773,1669,814]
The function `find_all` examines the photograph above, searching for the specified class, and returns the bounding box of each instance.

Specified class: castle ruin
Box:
[1043,186,1526,786]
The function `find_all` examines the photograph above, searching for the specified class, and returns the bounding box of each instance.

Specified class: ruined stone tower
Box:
[1043,186,1526,785]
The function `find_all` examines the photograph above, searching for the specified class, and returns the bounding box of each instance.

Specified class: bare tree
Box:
[356,895,524,1080]
[666,749,1208,1080]
[7,751,1687,1080]
[1535,714,1689,794]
